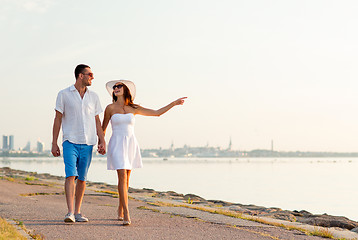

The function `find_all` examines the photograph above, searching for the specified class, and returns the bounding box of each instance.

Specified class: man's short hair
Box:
[75,64,90,79]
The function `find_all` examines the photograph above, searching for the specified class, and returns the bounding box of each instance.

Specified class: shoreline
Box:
[1,167,358,233]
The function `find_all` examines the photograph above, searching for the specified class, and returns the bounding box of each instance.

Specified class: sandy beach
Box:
[1,167,357,240]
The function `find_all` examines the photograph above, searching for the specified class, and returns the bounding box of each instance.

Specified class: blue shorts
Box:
[62,140,93,181]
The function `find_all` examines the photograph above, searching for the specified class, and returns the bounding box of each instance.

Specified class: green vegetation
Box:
[24,182,50,186]
[0,173,51,187]
[24,176,37,181]
[310,227,335,239]
[4,177,15,182]
[0,217,26,240]
[95,190,119,198]
[137,206,160,212]
[20,192,63,197]
[13,219,44,240]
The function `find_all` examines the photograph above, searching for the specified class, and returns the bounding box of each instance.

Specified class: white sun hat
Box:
[105,80,136,101]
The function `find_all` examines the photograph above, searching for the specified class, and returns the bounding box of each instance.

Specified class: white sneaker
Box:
[64,213,75,223]
[75,213,89,222]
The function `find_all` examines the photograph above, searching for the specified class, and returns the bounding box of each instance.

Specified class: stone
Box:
[142,188,156,193]
[262,211,297,222]
[166,191,184,197]
[208,200,233,206]
[184,194,208,203]
[299,214,358,230]
[228,205,255,215]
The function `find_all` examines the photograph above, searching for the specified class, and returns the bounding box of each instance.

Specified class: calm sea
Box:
[1,157,357,221]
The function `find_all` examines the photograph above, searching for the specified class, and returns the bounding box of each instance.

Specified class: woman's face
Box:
[113,83,124,97]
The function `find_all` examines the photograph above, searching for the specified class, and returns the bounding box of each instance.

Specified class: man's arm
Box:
[51,110,62,157]
[95,115,106,155]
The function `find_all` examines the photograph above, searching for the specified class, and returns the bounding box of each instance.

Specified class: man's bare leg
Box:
[65,176,76,214]
[74,179,86,214]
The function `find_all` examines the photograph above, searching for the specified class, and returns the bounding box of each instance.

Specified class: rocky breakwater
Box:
[147,190,358,233]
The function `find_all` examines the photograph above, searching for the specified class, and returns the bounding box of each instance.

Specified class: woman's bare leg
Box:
[117,169,131,222]
[126,170,131,191]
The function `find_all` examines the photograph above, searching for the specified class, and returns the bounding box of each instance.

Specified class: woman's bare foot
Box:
[118,207,124,221]
[123,210,131,223]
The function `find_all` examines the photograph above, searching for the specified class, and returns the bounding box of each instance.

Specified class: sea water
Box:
[1,157,357,221]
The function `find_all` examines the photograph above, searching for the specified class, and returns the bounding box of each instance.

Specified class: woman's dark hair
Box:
[74,64,90,79]
[112,84,138,108]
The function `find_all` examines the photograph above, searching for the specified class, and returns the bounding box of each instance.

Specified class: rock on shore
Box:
[140,189,358,231]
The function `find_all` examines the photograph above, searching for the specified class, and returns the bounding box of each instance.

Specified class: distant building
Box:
[228,137,232,151]
[37,140,44,153]
[9,135,14,150]
[2,135,8,150]
[170,141,175,151]
[23,141,31,152]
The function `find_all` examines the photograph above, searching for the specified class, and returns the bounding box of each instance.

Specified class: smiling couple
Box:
[51,64,186,226]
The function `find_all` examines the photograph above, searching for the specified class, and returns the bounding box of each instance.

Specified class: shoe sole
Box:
[64,218,75,223]
[75,219,89,222]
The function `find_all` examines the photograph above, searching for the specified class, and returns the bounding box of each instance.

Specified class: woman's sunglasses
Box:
[113,84,124,90]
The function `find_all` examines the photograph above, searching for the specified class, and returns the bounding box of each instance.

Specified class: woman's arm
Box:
[102,105,112,135]
[96,115,106,155]
[135,97,187,116]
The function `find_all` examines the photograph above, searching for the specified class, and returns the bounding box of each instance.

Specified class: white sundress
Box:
[107,113,143,170]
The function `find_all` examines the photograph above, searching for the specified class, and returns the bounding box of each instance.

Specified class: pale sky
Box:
[1,0,358,152]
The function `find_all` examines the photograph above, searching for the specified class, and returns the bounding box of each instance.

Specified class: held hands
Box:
[173,97,187,106]
[97,141,106,155]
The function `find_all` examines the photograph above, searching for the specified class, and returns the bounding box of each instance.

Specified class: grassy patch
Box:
[24,182,50,186]
[4,177,15,182]
[0,217,27,240]
[99,204,116,207]
[24,176,37,181]
[137,206,160,213]
[14,219,44,240]
[310,227,335,239]
[213,204,223,208]
[27,230,44,240]
[20,192,64,197]
[95,190,119,198]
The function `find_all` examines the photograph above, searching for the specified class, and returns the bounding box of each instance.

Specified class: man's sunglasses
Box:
[113,84,124,90]
[82,73,94,77]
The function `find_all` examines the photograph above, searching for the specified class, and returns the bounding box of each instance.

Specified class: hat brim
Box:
[105,80,136,101]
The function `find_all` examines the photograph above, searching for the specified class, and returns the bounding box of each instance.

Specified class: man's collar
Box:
[70,84,89,92]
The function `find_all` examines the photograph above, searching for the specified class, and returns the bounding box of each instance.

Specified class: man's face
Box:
[80,68,94,86]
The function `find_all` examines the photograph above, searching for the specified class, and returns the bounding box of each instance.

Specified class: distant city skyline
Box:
[0,133,237,152]
[2,1,358,152]
[1,134,45,153]
[3,139,358,158]
[2,134,358,154]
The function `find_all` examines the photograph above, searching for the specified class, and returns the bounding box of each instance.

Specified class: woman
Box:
[102,80,186,225]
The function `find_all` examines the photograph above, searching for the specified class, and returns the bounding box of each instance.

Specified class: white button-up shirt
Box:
[55,85,102,145]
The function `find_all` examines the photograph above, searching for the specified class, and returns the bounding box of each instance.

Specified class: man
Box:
[51,64,106,223]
